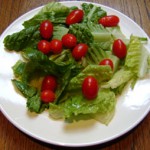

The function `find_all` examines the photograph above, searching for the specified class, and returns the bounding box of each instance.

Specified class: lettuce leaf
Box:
[23,2,70,28]
[69,22,113,45]
[125,36,149,78]
[67,65,113,91]
[12,79,37,98]
[53,25,69,40]
[38,2,69,15]
[102,68,134,89]
[3,25,41,51]
[12,79,45,113]
[49,89,116,124]
[81,3,107,23]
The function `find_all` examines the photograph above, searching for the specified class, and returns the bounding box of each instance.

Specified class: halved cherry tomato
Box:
[41,75,57,91]
[99,58,114,70]
[82,76,99,100]
[50,39,63,54]
[40,20,53,39]
[37,40,51,54]
[112,39,127,59]
[62,33,77,48]
[98,15,119,27]
[72,43,88,60]
[41,90,55,103]
[66,9,84,25]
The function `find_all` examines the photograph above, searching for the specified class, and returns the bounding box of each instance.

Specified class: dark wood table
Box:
[0,0,150,149]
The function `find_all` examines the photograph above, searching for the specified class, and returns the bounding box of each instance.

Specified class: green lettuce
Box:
[12,79,37,98]
[52,25,69,40]
[3,25,41,51]
[12,79,46,113]
[69,21,113,45]
[67,65,113,91]
[81,3,107,23]
[85,43,108,65]
[49,89,116,124]
[23,2,70,28]
[12,60,26,79]
[102,68,134,89]
[125,36,149,78]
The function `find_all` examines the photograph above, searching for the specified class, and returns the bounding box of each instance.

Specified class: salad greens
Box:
[3,2,150,125]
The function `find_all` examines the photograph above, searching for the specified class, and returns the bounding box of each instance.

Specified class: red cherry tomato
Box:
[41,90,55,103]
[37,40,51,54]
[41,75,57,91]
[50,39,63,54]
[112,39,127,59]
[99,58,114,70]
[62,33,77,49]
[66,9,84,25]
[82,76,99,100]
[40,20,53,39]
[72,43,88,60]
[98,15,119,27]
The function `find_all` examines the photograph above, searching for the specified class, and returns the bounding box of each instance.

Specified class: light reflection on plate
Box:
[0,1,150,147]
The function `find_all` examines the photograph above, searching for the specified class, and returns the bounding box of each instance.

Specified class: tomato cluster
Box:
[40,75,57,103]
[38,9,127,102]
[37,9,89,60]
[37,9,90,103]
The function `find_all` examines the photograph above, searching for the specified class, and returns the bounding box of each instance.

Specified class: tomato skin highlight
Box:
[98,15,119,27]
[37,40,51,54]
[82,76,99,100]
[112,39,127,59]
[62,33,77,49]
[99,58,114,70]
[40,20,53,39]
[40,90,55,103]
[50,39,63,54]
[72,43,88,60]
[66,9,84,25]
[41,75,57,91]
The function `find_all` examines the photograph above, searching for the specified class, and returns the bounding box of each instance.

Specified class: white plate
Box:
[0,1,150,147]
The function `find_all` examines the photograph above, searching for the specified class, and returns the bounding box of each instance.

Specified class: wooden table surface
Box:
[0,0,150,149]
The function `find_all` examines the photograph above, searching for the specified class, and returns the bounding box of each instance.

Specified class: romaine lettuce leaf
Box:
[3,25,41,51]
[12,79,37,98]
[12,79,44,113]
[49,89,116,124]
[53,25,69,40]
[125,36,149,78]
[102,68,133,89]
[23,2,70,28]
[69,22,113,45]
[12,60,26,79]
[81,3,107,23]
[38,2,69,15]
[67,65,113,91]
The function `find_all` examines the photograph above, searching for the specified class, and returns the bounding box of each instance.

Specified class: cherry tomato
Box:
[98,15,119,27]
[50,39,63,54]
[41,90,55,103]
[112,39,127,59]
[82,76,99,100]
[41,75,57,91]
[40,20,53,39]
[37,40,51,54]
[66,9,84,25]
[72,43,88,60]
[62,33,77,49]
[99,58,114,70]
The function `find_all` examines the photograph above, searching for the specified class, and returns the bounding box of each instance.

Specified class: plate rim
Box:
[0,0,150,147]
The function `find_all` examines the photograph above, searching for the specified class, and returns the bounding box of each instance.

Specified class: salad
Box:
[3,2,150,125]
